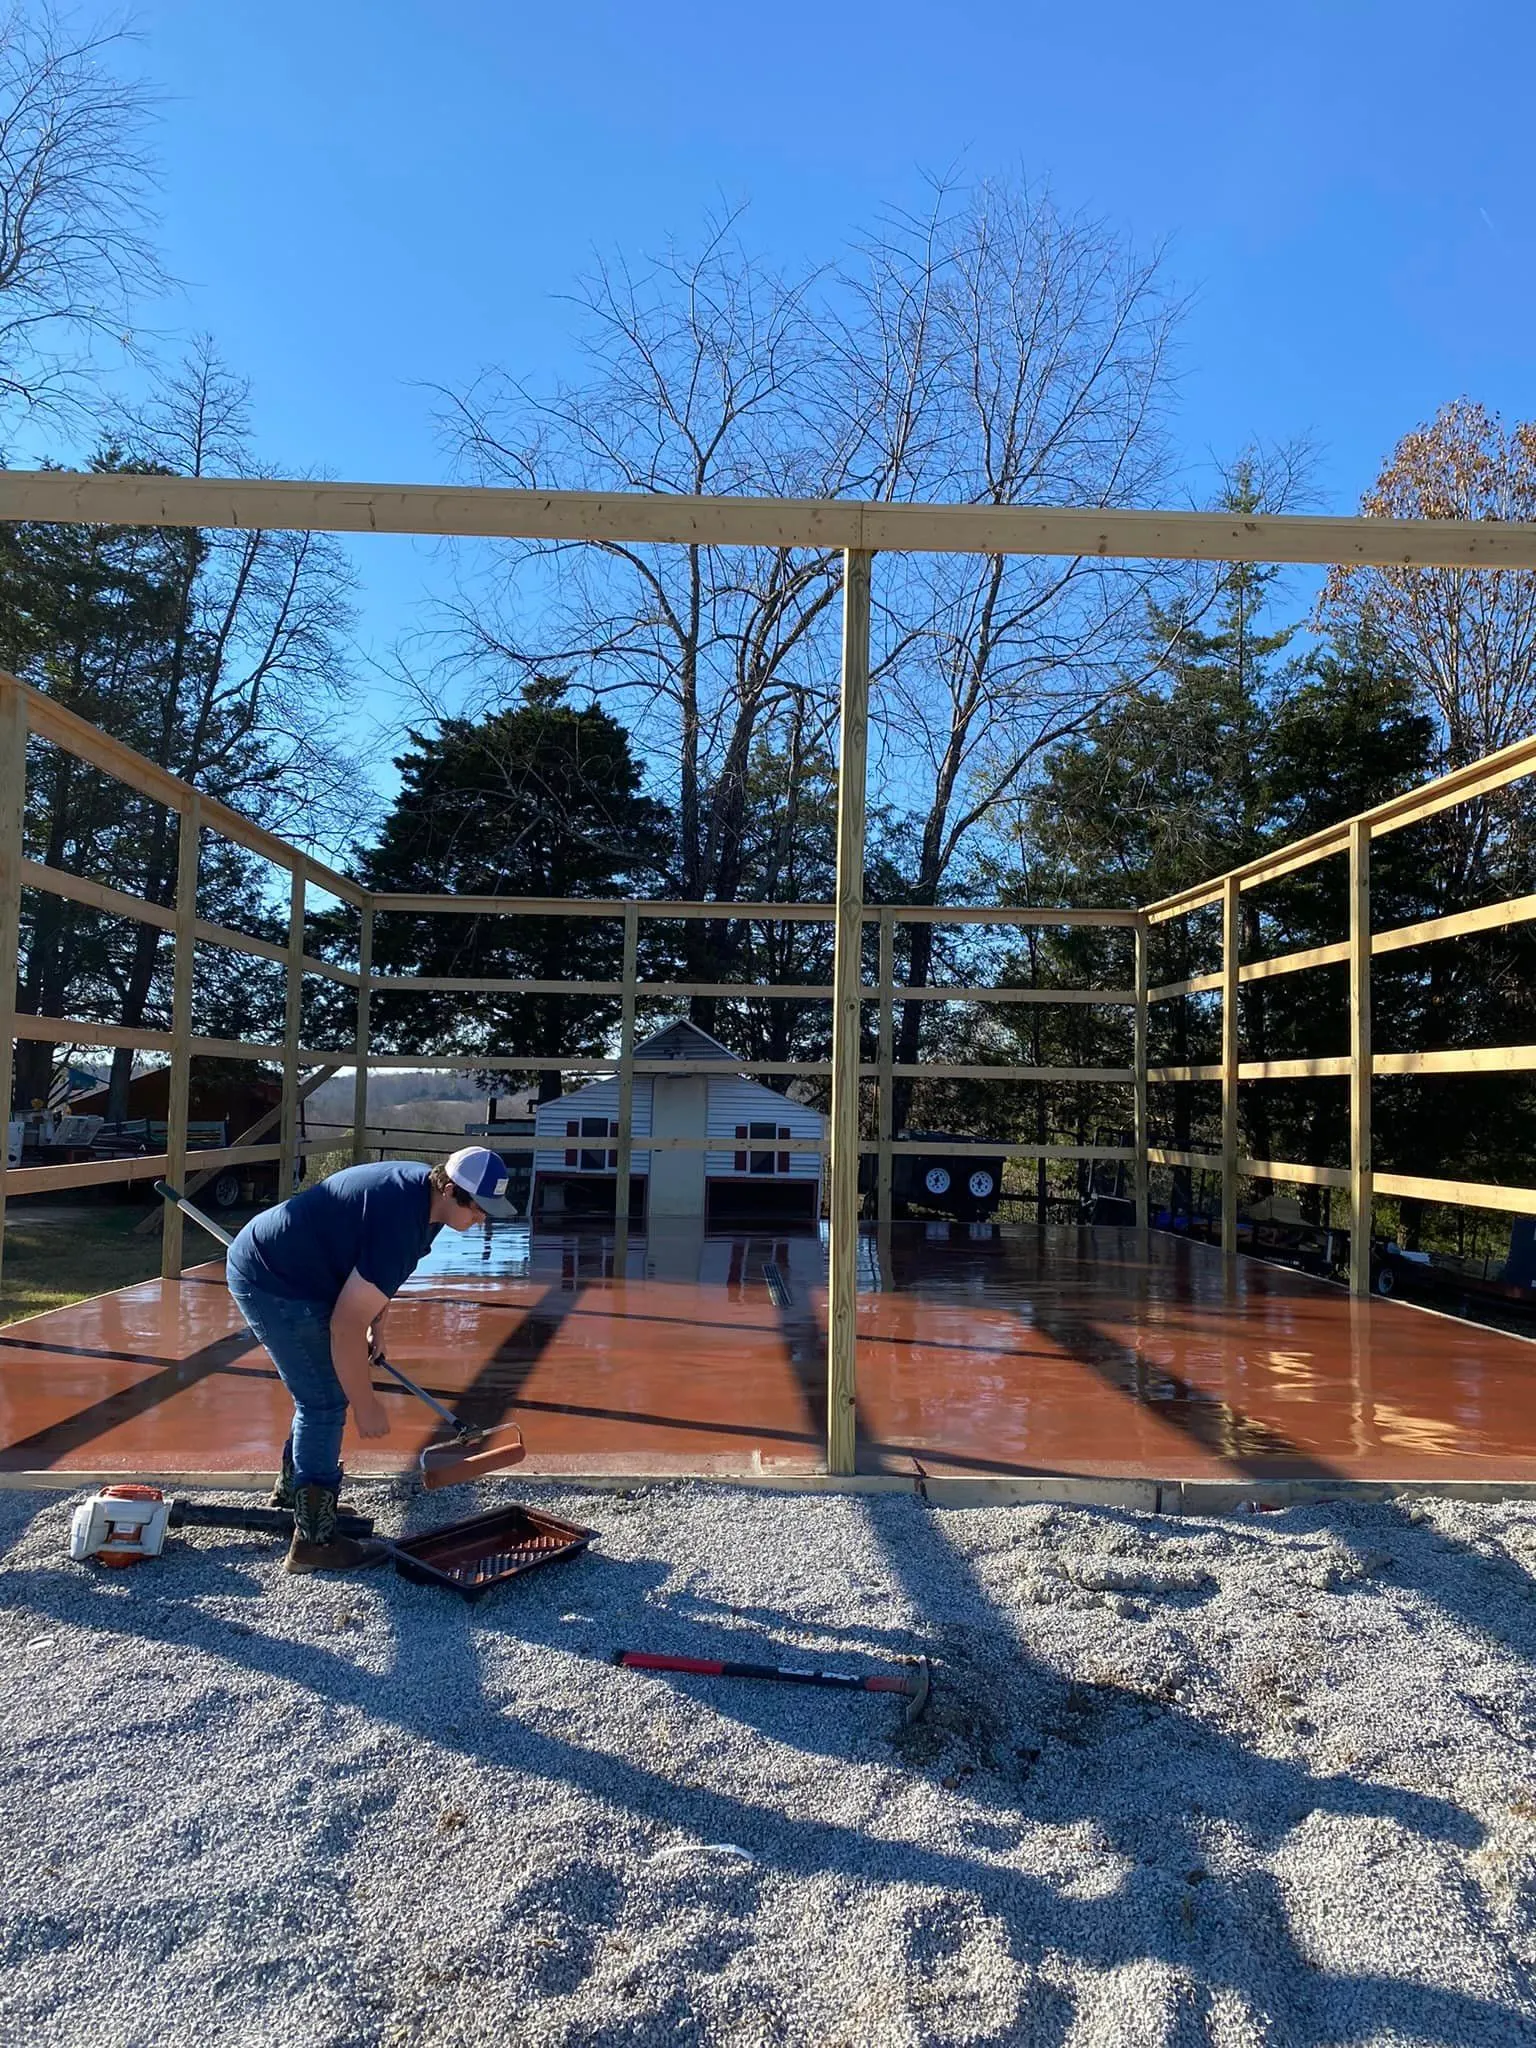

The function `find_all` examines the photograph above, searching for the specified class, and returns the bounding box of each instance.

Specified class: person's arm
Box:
[331,1269,391,1439]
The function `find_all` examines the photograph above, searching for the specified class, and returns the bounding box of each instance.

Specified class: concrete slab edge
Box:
[7,1469,1536,1511]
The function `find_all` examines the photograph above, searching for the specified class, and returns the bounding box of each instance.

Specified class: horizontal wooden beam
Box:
[192,917,360,985]
[893,986,1135,1005]
[5,470,1536,569]
[878,1063,1135,1081]
[1240,1056,1352,1081]
[367,894,1139,926]
[1,1134,333,1197]
[369,975,626,996]
[1243,940,1351,983]
[1373,893,1536,958]
[1147,1058,1352,1083]
[1239,1157,1351,1190]
[18,681,364,906]
[14,1013,173,1053]
[1373,1171,1536,1219]
[1147,1148,1222,1171]
[1373,1043,1536,1076]
[1148,971,1223,1002]
[19,860,176,932]
[873,1141,1135,1159]
[886,905,1141,927]
[1147,726,1536,922]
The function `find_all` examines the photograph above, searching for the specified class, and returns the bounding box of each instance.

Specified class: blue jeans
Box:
[227,1274,348,1491]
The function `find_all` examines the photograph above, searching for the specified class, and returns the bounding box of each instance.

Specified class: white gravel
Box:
[3,1481,1536,2046]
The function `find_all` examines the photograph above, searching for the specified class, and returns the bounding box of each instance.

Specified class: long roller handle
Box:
[156,1181,233,1247]
[613,1650,918,1696]
[155,1181,477,1440]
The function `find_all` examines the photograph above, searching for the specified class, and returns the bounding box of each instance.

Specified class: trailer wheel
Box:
[1374,1265,1395,1297]
[209,1170,243,1210]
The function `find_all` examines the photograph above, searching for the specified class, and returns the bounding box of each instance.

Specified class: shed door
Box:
[647,1075,708,1217]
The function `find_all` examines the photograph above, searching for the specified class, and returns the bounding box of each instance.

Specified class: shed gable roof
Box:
[634,1019,738,1062]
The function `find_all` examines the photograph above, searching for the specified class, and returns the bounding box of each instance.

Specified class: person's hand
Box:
[353,1398,391,1440]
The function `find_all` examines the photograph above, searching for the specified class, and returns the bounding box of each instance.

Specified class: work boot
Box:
[271,1448,350,1516]
[285,1482,388,1575]
[268,1441,297,1512]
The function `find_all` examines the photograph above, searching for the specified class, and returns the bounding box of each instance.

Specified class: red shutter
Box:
[608,1119,619,1170]
[565,1118,579,1167]
[778,1125,791,1174]
[734,1123,748,1173]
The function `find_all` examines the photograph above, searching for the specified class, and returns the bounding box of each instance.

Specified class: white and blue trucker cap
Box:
[443,1145,517,1220]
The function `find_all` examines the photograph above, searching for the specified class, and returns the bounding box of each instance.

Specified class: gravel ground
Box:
[3,1481,1536,2047]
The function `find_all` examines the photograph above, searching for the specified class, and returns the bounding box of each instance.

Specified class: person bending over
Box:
[225,1147,516,1572]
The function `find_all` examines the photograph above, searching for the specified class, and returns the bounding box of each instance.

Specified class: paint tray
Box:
[391,1502,596,1601]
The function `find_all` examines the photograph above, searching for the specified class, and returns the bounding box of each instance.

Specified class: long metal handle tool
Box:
[154,1180,526,1486]
[614,1648,932,1723]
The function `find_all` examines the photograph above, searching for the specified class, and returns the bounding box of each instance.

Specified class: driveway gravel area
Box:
[3,1479,1536,2046]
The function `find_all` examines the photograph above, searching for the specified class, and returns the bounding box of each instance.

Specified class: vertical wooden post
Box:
[1221,875,1240,1261]
[1349,818,1372,1295]
[160,794,201,1279]
[0,680,28,1301]
[1133,916,1149,1232]
[613,901,639,1263]
[827,548,872,1476]
[352,902,372,1164]
[876,908,894,1230]
[279,864,306,1195]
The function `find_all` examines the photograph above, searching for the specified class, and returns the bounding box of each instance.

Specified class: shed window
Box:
[579,1116,618,1172]
[748,1120,779,1175]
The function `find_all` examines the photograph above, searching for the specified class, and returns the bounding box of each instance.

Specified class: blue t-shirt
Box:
[225,1160,441,1309]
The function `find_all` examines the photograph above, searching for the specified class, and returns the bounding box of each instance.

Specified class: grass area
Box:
[0,1198,266,1327]
[0,1205,167,1325]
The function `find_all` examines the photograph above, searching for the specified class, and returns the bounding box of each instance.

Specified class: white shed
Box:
[530,1020,825,1226]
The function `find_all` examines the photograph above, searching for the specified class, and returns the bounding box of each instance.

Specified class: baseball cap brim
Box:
[468,1189,519,1221]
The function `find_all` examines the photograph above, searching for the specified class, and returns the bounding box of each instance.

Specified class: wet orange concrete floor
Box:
[3,1222,1536,1485]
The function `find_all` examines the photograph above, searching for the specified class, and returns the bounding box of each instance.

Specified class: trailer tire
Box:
[1374,1265,1395,1297]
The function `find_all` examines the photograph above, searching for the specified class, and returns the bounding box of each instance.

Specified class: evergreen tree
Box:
[355,680,671,1099]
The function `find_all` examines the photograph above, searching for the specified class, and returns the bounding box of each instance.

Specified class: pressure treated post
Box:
[613,902,639,1262]
[1221,875,1240,1261]
[352,903,372,1164]
[1133,917,1149,1231]
[0,680,27,1299]
[876,908,894,1229]
[279,864,306,1194]
[827,548,872,1476]
[160,794,201,1279]
[1349,818,1372,1295]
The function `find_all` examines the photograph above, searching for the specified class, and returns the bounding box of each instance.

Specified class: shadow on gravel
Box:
[859,1488,1521,2047]
[3,1482,1523,2047]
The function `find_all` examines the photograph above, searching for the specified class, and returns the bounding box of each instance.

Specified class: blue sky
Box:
[67,0,1536,759]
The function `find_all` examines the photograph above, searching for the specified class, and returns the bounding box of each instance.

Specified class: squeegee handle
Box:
[613,1650,911,1694]
[368,1348,463,1431]
[154,1181,234,1248]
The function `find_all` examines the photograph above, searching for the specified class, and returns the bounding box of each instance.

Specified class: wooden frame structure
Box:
[3,472,1536,1471]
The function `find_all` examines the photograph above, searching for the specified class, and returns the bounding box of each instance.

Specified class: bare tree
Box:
[0,5,165,420]
[439,214,852,999]
[6,340,361,1113]
[439,182,1187,1068]
[1318,398,1536,763]
[840,179,1184,1097]
[109,338,364,848]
